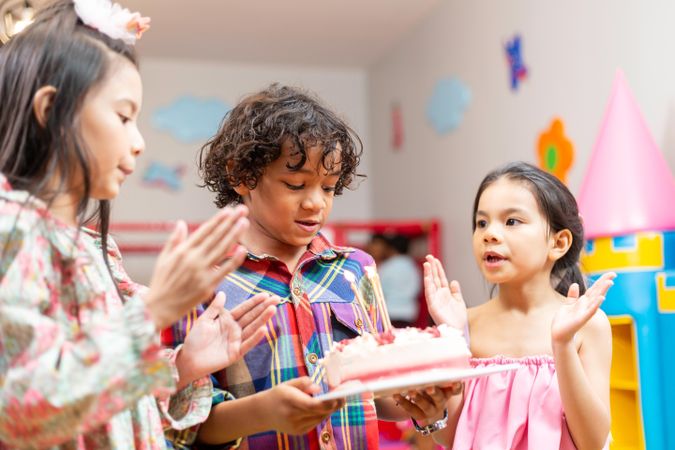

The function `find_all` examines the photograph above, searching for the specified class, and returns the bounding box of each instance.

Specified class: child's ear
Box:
[549,229,573,261]
[227,160,251,197]
[33,86,57,127]
[233,183,250,197]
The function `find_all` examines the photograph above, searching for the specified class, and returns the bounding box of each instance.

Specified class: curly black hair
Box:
[199,83,364,207]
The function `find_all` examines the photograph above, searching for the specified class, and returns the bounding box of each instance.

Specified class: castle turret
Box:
[579,70,675,450]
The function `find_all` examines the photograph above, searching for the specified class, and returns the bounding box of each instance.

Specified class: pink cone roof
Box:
[578,70,675,238]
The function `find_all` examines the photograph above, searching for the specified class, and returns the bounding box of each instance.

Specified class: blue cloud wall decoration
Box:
[152,96,232,143]
[426,77,471,135]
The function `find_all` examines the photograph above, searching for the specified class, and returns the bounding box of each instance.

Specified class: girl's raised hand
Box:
[145,205,250,329]
[176,291,279,388]
[551,272,617,345]
[423,255,468,332]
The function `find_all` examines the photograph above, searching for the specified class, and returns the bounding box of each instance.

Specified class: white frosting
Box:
[323,324,470,388]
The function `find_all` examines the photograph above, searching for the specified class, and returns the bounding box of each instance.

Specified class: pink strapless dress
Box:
[452,355,607,450]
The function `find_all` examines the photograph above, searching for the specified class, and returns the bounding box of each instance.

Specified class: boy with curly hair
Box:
[164,84,426,449]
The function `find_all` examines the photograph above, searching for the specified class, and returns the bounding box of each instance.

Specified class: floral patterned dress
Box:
[0,174,212,449]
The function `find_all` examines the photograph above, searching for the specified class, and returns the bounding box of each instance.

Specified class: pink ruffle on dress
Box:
[452,355,606,450]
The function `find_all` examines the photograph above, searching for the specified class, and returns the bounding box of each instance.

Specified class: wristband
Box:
[411,409,448,435]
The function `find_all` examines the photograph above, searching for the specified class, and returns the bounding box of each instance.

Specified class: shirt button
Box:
[321,431,331,443]
[293,287,302,296]
[307,353,319,364]
[354,318,363,328]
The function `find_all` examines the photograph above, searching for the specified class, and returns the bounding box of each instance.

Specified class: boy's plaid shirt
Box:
[163,233,386,450]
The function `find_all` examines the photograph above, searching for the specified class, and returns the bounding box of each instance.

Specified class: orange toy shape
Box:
[537,118,574,184]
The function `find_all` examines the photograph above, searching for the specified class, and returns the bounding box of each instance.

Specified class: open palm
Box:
[551,272,616,345]
[182,291,279,379]
[423,255,467,331]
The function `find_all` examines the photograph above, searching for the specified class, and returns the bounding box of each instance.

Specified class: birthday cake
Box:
[323,324,470,389]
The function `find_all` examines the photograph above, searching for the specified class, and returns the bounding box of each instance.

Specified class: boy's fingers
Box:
[410,393,436,413]
[441,382,464,397]
[286,376,320,394]
[427,385,453,403]
[393,394,423,418]
[315,398,343,413]
[297,408,339,431]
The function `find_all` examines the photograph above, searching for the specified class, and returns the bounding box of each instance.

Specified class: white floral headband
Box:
[73,0,150,45]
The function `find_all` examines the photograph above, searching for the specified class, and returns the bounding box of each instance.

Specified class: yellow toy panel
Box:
[582,233,663,274]
[656,272,675,313]
[609,316,645,450]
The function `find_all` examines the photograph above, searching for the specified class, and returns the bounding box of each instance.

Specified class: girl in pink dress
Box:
[395,162,613,449]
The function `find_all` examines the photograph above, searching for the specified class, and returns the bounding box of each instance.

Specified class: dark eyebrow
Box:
[476,208,527,217]
[288,167,341,177]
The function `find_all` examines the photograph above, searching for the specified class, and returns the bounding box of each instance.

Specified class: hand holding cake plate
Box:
[316,363,520,400]
[315,325,519,401]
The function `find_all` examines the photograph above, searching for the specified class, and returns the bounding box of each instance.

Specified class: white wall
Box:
[369,0,675,305]
[115,58,372,283]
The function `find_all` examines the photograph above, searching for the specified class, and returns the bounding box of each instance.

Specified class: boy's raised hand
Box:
[423,255,468,332]
[551,271,617,345]
[145,205,250,329]
[263,377,344,435]
[176,292,279,389]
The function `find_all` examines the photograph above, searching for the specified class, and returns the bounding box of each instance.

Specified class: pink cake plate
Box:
[316,363,521,401]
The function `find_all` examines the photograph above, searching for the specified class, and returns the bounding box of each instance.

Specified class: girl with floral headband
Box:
[0,0,279,448]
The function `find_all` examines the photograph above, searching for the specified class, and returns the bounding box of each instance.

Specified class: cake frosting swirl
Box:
[323,324,470,388]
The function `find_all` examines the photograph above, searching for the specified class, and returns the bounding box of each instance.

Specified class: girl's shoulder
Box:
[0,196,83,263]
[0,197,42,231]
[0,198,53,259]
[578,306,612,344]
[467,298,497,321]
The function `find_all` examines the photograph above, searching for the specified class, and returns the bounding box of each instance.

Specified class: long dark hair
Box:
[199,83,364,207]
[0,0,138,273]
[472,161,586,295]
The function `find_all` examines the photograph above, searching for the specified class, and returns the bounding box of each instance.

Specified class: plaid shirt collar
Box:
[246,232,354,263]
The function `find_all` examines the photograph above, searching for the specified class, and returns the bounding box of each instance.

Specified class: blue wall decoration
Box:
[505,34,528,91]
[426,77,471,135]
[141,161,186,192]
[152,96,231,143]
